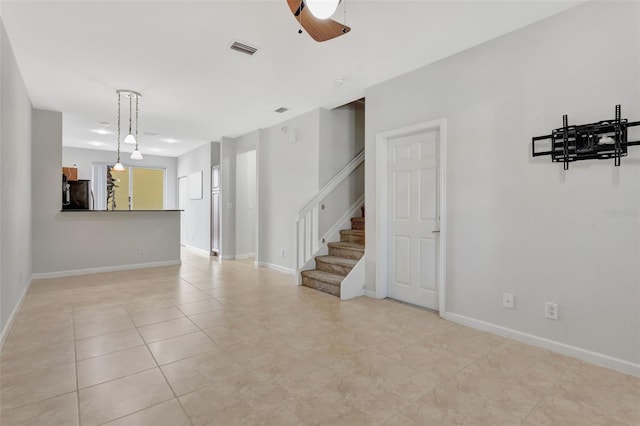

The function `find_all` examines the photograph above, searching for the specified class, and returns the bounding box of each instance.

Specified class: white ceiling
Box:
[2,0,581,157]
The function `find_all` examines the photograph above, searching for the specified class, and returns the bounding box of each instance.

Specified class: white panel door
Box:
[388,129,439,309]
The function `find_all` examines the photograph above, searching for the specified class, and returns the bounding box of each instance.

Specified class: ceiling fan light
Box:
[123,133,136,144]
[113,162,125,172]
[130,149,143,160]
[305,0,340,19]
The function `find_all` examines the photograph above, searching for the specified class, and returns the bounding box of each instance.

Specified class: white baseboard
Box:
[181,245,212,257]
[221,255,236,260]
[443,312,640,377]
[364,289,379,298]
[1,277,32,351]
[31,260,182,279]
[256,261,294,275]
[234,253,255,260]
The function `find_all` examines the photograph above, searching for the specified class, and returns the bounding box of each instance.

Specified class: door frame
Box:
[211,165,221,256]
[375,118,447,316]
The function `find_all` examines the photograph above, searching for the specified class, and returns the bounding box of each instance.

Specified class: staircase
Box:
[301,217,364,297]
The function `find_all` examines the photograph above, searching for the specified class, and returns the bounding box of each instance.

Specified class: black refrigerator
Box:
[63,179,92,210]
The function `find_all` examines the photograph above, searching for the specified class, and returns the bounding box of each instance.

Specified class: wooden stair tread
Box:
[340,229,364,236]
[315,255,358,267]
[301,269,343,286]
[327,242,364,251]
[301,215,365,298]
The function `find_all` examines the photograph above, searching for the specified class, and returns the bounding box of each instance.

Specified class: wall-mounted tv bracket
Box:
[532,105,640,170]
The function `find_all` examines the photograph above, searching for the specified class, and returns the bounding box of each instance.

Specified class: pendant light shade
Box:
[124,133,136,144]
[113,162,125,172]
[130,149,143,160]
[305,0,340,19]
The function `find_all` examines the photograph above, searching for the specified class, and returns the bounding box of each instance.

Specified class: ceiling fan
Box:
[286,0,351,42]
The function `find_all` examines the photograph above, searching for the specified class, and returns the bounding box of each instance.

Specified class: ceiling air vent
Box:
[275,107,289,113]
[230,41,258,56]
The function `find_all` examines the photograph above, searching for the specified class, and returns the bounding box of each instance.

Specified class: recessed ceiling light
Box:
[163,138,179,144]
[87,141,105,146]
[275,107,289,113]
[100,121,111,127]
[143,132,159,137]
[92,129,111,135]
[333,77,345,87]
[148,147,164,153]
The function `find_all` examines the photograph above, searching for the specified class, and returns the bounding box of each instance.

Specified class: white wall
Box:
[220,136,237,258]
[62,146,178,209]
[0,19,32,336]
[222,107,364,268]
[32,110,180,274]
[258,109,320,270]
[319,103,365,187]
[365,1,639,365]
[235,150,256,258]
[220,131,258,259]
[211,141,220,167]
[318,104,365,238]
[177,142,211,252]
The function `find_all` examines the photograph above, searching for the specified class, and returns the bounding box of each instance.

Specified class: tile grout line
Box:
[94,398,190,426]
[71,304,82,426]
[128,307,195,426]
[520,358,577,423]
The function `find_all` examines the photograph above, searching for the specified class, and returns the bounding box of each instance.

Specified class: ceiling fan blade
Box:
[286,0,351,42]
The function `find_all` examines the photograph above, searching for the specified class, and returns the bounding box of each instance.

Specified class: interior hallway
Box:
[1,248,638,425]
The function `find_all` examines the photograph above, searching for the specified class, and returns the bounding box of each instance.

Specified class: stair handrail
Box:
[295,149,365,280]
[296,150,365,221]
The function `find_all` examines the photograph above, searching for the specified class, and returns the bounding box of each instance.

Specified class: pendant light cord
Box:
[116,91,121,163]
[134,94,139,150]
[128,95,133,136]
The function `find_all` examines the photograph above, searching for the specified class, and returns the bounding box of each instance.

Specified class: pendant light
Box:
[114,90,143,168]
[305,0,340,19]
[113,90,125,171]
[123,94,136,144]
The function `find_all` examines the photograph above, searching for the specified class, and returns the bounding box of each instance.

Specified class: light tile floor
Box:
[1,249,638,425]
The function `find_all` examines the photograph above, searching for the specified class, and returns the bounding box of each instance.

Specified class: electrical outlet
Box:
[502,293,515,309]
[138,247,145,255]
[280,249,285,258]
[545,302,559,320]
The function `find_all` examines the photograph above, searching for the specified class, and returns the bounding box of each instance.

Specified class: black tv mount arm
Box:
[532,105,640,170]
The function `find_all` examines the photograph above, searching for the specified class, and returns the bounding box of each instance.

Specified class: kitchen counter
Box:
[60,209,183,212]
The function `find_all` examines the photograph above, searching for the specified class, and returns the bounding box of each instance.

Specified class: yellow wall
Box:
[132,168,164,210]
[111,167,163,210]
